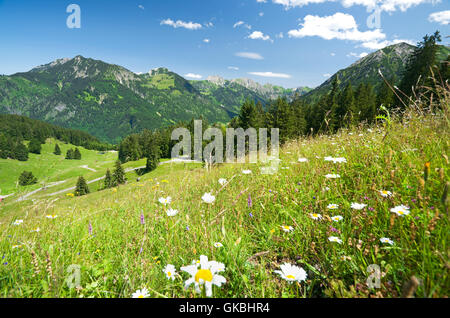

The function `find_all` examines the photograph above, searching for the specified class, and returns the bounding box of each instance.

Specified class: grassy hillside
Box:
[0,107,448,298]
[0,139,146,197]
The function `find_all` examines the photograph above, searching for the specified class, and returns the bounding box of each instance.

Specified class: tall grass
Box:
[0,81,448,298]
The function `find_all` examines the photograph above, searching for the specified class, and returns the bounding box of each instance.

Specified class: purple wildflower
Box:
[248,194,252,208]
[88,222,92,235]
[249,212,253,218]
[140,213,145,225]
[330,226,339,233]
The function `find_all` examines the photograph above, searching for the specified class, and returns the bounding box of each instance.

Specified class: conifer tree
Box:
[145,143,160,172]
[337,83,355,127]
[377,75,396,109]
[103,169,113,189]
[54,143,61,155]
[112,160,126,185]
[18,171,37,186]
[14,143,29,161]
[28,138,42,154]
[399,31,442,104]
[75,176,90,196]
[73,148,82,160]
[66,148,74,160]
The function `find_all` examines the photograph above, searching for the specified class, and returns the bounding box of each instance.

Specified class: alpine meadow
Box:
[0,0,449,303]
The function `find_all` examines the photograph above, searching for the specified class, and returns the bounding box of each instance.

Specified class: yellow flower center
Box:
[167,272,172,277]
[286,275,295,280]
[195,269,213,283]
[312,214,318,218]
[382,191,388,195]
[138,295,144,298]
[398,210,404,215]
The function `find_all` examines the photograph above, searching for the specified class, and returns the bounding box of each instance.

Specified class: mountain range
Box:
[0,57,308,143]
[0,42,448,143]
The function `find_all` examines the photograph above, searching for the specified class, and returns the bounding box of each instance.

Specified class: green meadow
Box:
[0,108,448,298]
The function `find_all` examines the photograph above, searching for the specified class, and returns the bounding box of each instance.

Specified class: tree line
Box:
[0,114,113,161]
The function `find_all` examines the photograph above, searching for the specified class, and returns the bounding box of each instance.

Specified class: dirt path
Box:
[15,159,200,201]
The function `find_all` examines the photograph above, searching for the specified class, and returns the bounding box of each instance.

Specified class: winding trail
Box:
[14,158,202,201]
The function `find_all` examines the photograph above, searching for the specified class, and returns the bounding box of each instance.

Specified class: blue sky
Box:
[0,0,448,88]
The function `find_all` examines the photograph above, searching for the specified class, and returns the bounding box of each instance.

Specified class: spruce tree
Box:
[112,160,126,185]
[337,83,355,127]
[399,31,442,104]
[73,148,82,160]
[54,143,61,155]
[103,169,113,189]
[75,176,90,196]
[14,143,29,161]
[18,171,37,186]
[146,143,160,172]
[66,148,74,160]
[28,138,42,154]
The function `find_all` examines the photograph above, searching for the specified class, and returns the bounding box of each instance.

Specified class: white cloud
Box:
[161,19,202,30]
[259,12,265,17]
[271,0,441,12]
[348,52,369,58]
[248,31,273,42]
[204,22,214,28]
[429,10,450,25]
[138,4,145,10]
[323,73,332,77]
[276,32,284,38]
[233,21,252,29]
[228,66,240,70]
[257,0,268,2]
[330,52,336,56]
[235,52,264,60]
[288,13,386,43]
[184,73,203,79]
[248,71,292,78]
[361,38,415,49]
[203,38,210,43]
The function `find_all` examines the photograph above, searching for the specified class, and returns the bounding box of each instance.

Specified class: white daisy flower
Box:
[181,255,226,297]
[12,244,22,249]
[281,225,294,232]
[31,227,40,233]
[158,196,172,205]
[202,192,215,204]
[166,208,179,217]
[379,190,392,197]
[333,157,347,163]
[324,156,334,162]
[310,213,322,220]
[218,178,227,186]
[13,219,23,226]
[242,170,252,175]
[214,242,223,248]
[328,236,343,244]
[351,203,367,210]
[131,288,150,298]
[45,215,58,219]
[327,204,339,210]
[380,238,394,245]
[298,158,308,163]
[331,216,344,222]
[163,264,177,281]
[390,205,410,216]
[274,263,307,283]
[325,174,341,179]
